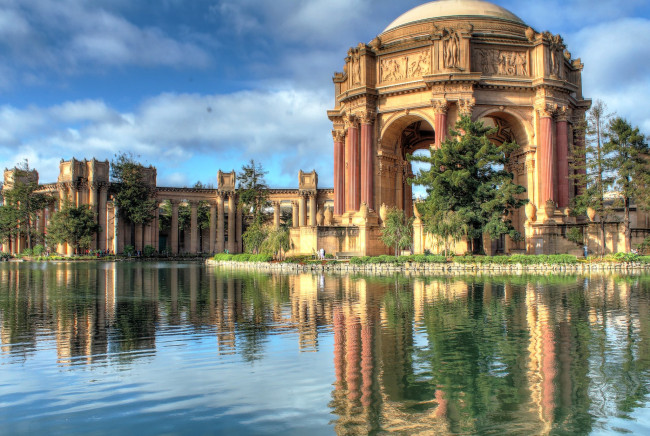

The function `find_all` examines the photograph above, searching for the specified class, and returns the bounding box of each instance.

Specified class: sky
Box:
[1,0,649,188]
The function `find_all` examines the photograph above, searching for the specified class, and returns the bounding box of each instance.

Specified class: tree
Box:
[604,117,649,252]
[381,208,413,256]
[410,115,527,252]
[1,163,52,249]
[261,226,292,260]
[0,204,18,248]
[237,160,269,223]
[430,210,468,257]
[242,220,268,254]
[571,100,615,256]
[111,152,157,249]
[47,201,101,254]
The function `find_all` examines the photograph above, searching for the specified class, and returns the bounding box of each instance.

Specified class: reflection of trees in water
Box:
[2,264,650,432]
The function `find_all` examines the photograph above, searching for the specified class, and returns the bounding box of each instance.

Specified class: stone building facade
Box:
[325,0,648,255]
[1,160,333,255]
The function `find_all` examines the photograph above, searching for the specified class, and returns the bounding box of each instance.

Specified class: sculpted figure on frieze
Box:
[442,28,461,69]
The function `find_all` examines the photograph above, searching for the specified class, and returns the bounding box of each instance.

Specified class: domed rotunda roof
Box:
[382,0,524,33]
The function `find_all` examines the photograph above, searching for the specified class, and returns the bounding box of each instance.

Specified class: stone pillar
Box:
[309,194,317,227]
[89,184,98,250]
[170,200,179,255]
[556,108,570,208]
[190,201,198,253]
[346,116,360,212]
[98,186,107,251]
[236,206,242,253]
[433,100,449,148]
[228,194,236,253]
[292,201,299,228]
[537,104,556,205]
[217,195,225,252]
[273,201,281,229]
[153,205,159,252]
[360,111,374,210]
[135,223,143,251]
[333,130,346,215]
[209,201,217,253]
[299,194,307,227]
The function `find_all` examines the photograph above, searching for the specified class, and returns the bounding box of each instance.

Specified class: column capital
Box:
[457,98,475,116]
[343,114,359,130]
[431,99,449,115]
[535,101,556,118]
[332,129,346,142]
[555,106,569,122]
[357,110,375,125]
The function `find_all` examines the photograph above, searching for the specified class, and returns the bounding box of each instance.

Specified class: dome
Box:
[382,0,524,33]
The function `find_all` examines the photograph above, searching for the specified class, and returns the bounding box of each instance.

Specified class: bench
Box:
[335,252,362,260]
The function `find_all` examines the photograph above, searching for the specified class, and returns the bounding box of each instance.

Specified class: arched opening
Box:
[378,116,435,217]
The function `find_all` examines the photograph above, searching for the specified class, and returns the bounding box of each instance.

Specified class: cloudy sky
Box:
[1,0,649,188]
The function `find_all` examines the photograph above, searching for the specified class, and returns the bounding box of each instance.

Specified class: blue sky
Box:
[1,0,649,188]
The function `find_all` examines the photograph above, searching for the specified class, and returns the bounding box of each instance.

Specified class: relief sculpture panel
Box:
[474,48,528,77]
[380,50,430,83]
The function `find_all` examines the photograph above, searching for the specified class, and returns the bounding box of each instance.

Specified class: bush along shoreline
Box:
[207,252,650,274]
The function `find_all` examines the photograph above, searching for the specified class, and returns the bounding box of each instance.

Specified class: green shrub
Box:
[21,248,33,256]
[611,252,638,262]
[566,227,584,245]
[143,245,156,257]
[350,256,371,265]
[425,255,447,263]
[0,252,10,261]
[124,245,135,256]
[32,244,45,256]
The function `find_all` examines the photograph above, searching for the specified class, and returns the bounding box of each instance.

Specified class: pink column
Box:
[347,120,360,212]
[538,107,556,205]
[333,130,345,215]
[360,118,373,210]
[556,113,569,208]
[433,101,449,148]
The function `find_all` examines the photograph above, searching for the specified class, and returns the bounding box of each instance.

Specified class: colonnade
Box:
[164,192,240,255]
[333,111,374,216]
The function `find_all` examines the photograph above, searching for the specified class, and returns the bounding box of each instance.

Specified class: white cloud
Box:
[0,88,333,186]
[0,0,211,77]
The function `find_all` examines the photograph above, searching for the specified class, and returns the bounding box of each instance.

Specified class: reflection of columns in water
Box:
[345,312,361,402]
[291,274,319,351]
[189,266,198,318]
[525,283,556,430]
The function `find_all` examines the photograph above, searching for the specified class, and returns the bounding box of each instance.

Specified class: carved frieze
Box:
[474,48,528,76]
[380,50,430,83]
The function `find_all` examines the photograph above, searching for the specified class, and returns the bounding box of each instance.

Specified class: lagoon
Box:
[1,261,649,434]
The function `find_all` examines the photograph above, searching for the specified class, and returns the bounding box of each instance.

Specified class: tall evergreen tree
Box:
[604,117,649,252]
[110,152,157,250]
[1,163,52,250]
[237,159,269,223]
[46,201,101,254]
[571,100,614,256]
[410,115,527,252]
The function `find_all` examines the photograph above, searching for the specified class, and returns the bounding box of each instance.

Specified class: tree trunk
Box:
[600,218,606,257]
[624,196,631,252]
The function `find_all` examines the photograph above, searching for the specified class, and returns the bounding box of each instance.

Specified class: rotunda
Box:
[327,0,591,255]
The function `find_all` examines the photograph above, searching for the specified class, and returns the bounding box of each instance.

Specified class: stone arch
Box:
[377,112,435,217]
[473,107,532,147]
[380,111,436,154]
